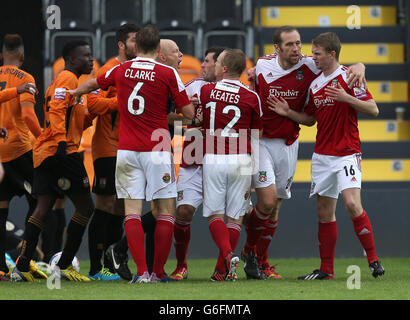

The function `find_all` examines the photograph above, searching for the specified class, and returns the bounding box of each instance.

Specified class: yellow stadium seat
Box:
[299,120,410,142]
[294,158,410,182]
[366,81,408,103]
[259,6,397,27]
[263,43,405,64]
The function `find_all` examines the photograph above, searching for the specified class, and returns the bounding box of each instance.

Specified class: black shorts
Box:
[32,152,91,198]
[92,156,117,196]
[0,150,34,201]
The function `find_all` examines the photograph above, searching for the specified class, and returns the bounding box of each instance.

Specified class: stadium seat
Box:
[201,0,252,26]
[99,19,142,64]
[179,54,202,84]
[258,5,397,27]
[203,21,254,59]
[45,19,98,64]
[47,0,98,24]
[239,57,255,86]
[52,57,100,81]
[201,0,254,58]
[159,29,199,58]
[151,0,201,57]
[294,158,410,182]
[100,0,147,25]
[299,120,410,143]
[150,0,199,25]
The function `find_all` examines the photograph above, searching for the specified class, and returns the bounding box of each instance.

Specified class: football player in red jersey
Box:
[169,47,226,281]
[242,26,367,280]
[200,49,262,281]
[70,25,195,283]
[267,32,384,280]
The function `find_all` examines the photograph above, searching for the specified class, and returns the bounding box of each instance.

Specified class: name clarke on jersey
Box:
[125,68,156,81]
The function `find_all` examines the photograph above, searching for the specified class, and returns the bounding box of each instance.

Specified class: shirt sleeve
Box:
[250,95,263,130]
[168,68,191,111]
[350,82,373,101]
[96,64,119,91]
[0,87,17,103]
[303,90,316,116]
[19,74,36,105]
[48,73,77,143]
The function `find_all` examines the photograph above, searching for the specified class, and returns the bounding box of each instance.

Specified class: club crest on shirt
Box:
[296,70,304,81]
[177,190,184,201]
[244,189,250,200]
[162,173,171,183]
[258,171,267,183]
[330,79,338,88]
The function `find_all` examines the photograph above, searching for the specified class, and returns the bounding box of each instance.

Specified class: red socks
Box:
[227,222,241,251]
[256,219,278,267]
[352,210,378,264]
[243,206,270,254]
[153,215,175,278]
[124,214,147,276]
[318,221,337,275]
[318,210,378,275]
[209,217,232,273]
[173,219,191,269]
[213,221,241,273]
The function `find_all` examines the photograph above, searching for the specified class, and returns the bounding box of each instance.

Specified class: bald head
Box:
[158,39,183,70]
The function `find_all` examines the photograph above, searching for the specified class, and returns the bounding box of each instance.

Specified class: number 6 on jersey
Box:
[128,82,145,115]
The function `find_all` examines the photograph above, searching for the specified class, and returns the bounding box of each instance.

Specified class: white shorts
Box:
[115,150,177,201]
[251,137,298,199]
[202,154,252,220]
[310,152,362,199]
[176,165,203,209]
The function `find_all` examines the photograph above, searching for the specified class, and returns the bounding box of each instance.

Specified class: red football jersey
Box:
[97,57,191,152]
[304,65,373,156]
[200,79,262,155]
[255,54,320,145]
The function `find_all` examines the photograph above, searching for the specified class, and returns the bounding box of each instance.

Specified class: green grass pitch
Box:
[1,257,409,300]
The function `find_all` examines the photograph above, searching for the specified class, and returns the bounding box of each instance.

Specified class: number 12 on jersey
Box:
[205,101,241,138]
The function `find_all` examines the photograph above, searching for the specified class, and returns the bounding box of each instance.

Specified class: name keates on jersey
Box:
[125,61,156,81]
[210,82,240,104]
